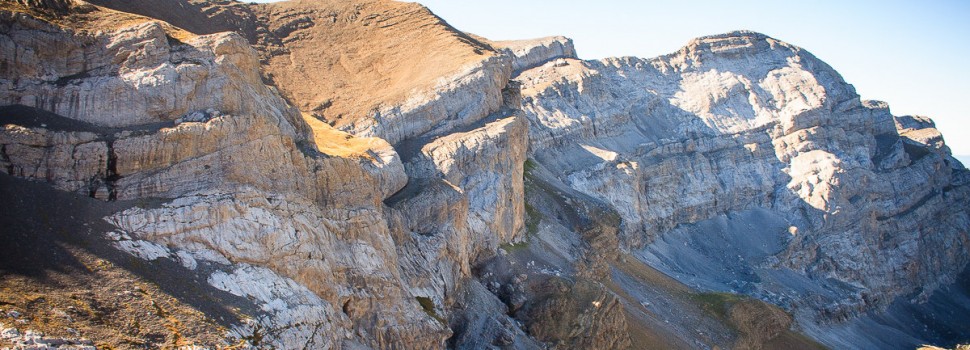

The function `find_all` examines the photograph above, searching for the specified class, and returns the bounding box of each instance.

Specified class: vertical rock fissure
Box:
[300,322,323,350]
[0,144,12,174]
[105,138,120,201]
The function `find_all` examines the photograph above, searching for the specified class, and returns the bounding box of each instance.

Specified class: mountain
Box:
[1,0,967,349]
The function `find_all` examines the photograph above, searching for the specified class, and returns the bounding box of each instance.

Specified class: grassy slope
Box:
[608,256,828,350]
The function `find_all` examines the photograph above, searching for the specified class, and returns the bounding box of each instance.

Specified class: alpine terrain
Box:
[1,0,968,349]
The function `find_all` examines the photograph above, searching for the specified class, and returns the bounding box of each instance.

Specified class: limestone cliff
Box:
[1,1,968,350]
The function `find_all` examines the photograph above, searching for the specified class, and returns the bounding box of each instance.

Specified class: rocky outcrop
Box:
[518,279,631,350]
[347,55,513,145]
[0,13,297,129]
[494,36,578,74]
[0,114,108,195]
[248,0,519,146]
[406,115,528,246]
[387,114,528,310]
[107,189,450,349]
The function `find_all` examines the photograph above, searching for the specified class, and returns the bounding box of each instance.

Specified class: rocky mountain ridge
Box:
[1,0,968,349]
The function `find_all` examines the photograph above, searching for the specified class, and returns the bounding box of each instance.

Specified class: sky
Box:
[251,0,970,162]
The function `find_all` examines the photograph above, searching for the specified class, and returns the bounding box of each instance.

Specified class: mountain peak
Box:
[667,29,801,67]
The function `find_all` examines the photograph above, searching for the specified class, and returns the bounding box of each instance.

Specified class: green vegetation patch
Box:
[522,158,544,237]
[689,292,745,320]
[524,158,538,173]
[500,240,530,253]
[524,201,541,236]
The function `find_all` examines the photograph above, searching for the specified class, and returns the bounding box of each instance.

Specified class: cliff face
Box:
[1,1,968,350]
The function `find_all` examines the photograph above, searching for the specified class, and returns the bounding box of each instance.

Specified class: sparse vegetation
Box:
[684,292,828,350]
[522,158,544,237]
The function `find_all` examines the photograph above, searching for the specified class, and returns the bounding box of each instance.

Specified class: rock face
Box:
[1,1,968,350]
[516,30,970,347]
[0,14,293,128]
[494,36,577,74]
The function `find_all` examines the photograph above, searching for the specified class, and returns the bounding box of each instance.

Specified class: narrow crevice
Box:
[300,322,323,350]
[53,69,94,87]
[105,139,121,201]
[0,144,13,174]
[87,176,99,198]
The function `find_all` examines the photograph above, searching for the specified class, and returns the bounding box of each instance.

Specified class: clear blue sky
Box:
[251,0,970,162]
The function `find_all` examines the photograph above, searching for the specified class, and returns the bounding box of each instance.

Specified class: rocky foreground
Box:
[1,0,968,349]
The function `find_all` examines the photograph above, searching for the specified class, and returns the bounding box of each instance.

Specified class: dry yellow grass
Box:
[257,0,496,128]
[301,112,383,160]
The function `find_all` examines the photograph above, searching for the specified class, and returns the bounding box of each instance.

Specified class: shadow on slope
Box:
[0,173,258,347]
[809,267,970,349]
